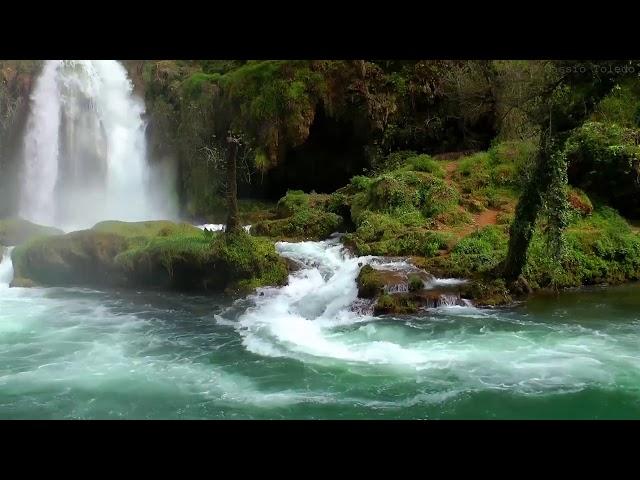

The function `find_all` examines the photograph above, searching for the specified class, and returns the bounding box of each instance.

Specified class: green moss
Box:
[449,225,509,275]
[92,220,201,239]
[0,218,63,246]
[251,190,344,241]
[181,72,221,100]
[345,212,451,257]
[408,274,424,292]
[374,293,418,315]
[524,207,640,289]
[592,81,640,127]
[209,230,289,292]
[11,230,129,287]
[434,207,473,227]
[276,190,310,218]
[251,209,342,241]
[356,265,383,298]
[363,170,459,220]
[403,154,445,177]
[12,221,288,293]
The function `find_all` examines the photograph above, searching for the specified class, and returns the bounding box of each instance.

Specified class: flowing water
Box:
[19,60,176,230]
[1,238,640,419]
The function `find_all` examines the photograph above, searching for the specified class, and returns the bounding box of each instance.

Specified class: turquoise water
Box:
[1,241,640,419]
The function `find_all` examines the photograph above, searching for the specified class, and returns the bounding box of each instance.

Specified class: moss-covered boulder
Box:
[372,289,469,315]
[11,220,288,293]
[251,209,343,241]
[0,218,63,246]
[12,230,129,287]
[373,293,419,315]
[251,190,344,241]
[356,265,394,298]
[356,264,456,315]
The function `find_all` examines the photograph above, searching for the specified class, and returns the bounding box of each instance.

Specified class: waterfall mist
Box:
[19,60,177,230]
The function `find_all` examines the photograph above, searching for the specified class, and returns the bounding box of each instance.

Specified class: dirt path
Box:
[442,159,501,235]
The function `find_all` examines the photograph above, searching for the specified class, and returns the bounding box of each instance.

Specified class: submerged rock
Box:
[0,217,63,246]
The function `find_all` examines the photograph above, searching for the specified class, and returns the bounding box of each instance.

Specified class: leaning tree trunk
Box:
[225,135,241,234]
[503,133,555,281]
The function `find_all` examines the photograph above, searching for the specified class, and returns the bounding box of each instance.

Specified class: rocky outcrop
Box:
[10,221,288,293]
[355,263,472,315]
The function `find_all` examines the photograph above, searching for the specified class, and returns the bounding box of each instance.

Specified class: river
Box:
[1,239,640,419]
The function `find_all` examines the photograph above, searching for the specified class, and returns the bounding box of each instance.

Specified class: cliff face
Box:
[0,61,41,217]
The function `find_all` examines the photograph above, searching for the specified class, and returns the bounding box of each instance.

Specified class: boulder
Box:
[10,221,289,293]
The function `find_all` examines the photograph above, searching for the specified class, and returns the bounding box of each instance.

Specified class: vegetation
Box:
[251,190,343,241]
[11,220,288,293]
[6,60,640,307]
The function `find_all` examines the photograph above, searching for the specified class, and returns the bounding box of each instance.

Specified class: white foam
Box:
[196,224,252,233]
[0,247,14,287]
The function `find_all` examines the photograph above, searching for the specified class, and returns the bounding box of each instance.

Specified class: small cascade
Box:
[385,283,409,294]
[196,224,252,233]
[436,293,467,307]
[0,247,15,287]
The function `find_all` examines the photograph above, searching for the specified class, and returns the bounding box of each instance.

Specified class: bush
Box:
[406,154,445,177]
[524,207,640,288]
[449,225,509,275]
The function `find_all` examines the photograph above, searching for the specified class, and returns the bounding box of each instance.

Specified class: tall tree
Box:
[502,60,637,281]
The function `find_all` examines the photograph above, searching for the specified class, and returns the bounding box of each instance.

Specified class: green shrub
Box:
[406,154,445,177]
[449,225,509,274]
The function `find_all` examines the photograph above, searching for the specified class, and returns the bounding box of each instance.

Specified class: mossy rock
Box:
[92,220,202,239]
[251,209,342,241]
[373,293,419,315]
[459,279,513,307]
[356,264,431,300]
[10,277,36,288]
[116,229,289,292]
[11,221,288,293]
[11,230,129,287]
[408,274,424,292]
[0,218,63,246]
[208,230,289,293]
[356,265,385,298]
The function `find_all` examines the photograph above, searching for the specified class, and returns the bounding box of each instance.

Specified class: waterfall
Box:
[0,247,15,287]
[19,60,175,230]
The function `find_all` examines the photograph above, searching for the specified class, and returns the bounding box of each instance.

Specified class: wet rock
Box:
[356,263,432,299]
[460,279,513,307]
[284,256,305,273]
[356,263,472,315]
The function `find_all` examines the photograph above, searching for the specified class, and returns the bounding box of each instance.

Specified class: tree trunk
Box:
[225,136,240,234]
[503,134,554,281]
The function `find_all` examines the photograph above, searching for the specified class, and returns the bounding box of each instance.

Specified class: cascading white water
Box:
[0,247,15,287]
[232,237,474,364]
[19,60,175,230]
